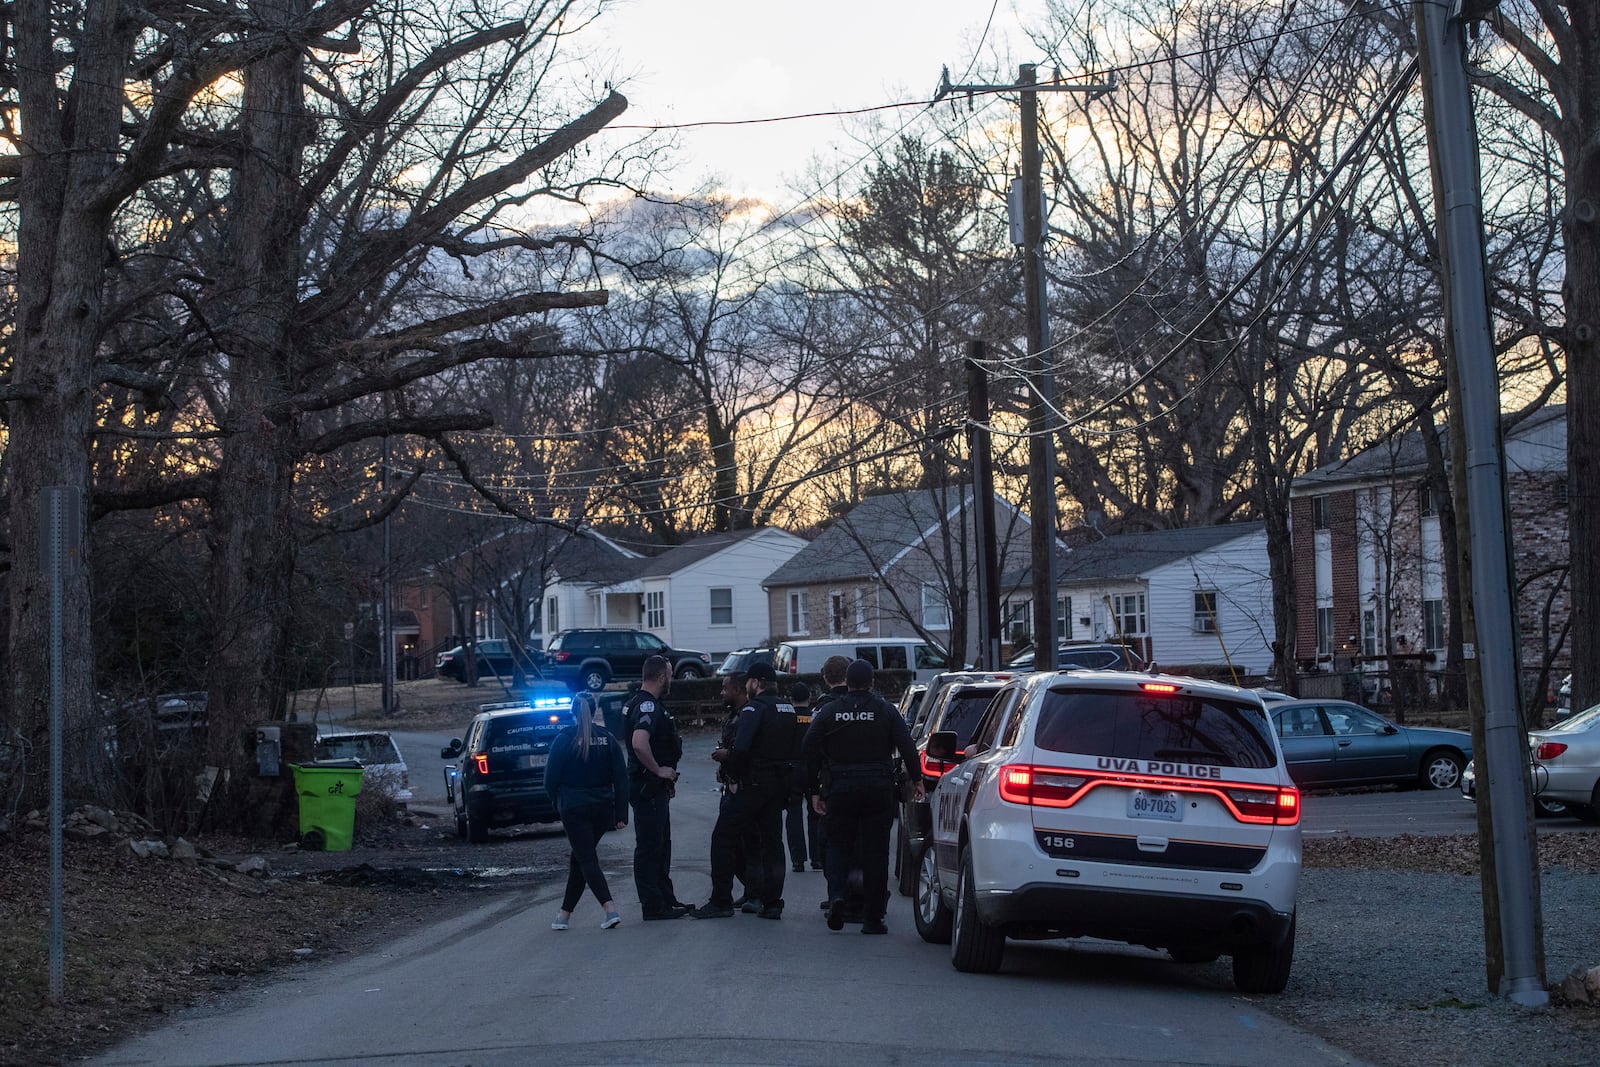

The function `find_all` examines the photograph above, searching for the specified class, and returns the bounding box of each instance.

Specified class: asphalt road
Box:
[94,731,1365,1067]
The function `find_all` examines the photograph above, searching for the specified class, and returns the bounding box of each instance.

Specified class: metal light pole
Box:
[1415,0,1545,1006]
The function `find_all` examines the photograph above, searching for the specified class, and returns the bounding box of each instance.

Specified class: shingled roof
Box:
[762,488,978,587]
[1000,523,1265,586]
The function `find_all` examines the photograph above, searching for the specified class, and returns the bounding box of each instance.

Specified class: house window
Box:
[645,590,666,630]
[1316,606,1334,656]
[1057,597,1071,640]
[1420,488,1438,517]
[1423,598,1445,652]
[1112,593,1147,638]
[1003,600,1029,645]
[829,591,846,637]
[1312,496,1330,530]
[788,591,808,635]
[1193,590,1219,634]
[546,596,559,635]
[1361,608,1378,658]
[709,587,733,627]
[922,584,951,630]
[855,588,869,633]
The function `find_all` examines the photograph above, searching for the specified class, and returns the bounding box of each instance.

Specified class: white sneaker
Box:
[551,918,569,931]
[601,913,622,929]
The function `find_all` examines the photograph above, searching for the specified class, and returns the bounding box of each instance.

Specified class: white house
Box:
[1016,523,1276,675]
[595,528,809,656]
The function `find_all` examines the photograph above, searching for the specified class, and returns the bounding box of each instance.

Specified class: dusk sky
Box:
[595,0,1044,199]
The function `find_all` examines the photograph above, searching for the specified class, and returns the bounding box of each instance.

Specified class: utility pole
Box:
[1415,0,1546,1006]
[967,341,1002,670]
[934,64,1111,670]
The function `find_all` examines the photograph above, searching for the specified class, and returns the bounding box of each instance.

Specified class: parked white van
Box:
[772,638,947,682]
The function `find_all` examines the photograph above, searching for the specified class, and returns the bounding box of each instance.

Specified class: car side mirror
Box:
[927,730,962,763]
[1380,724,1398,735]
[441,738,463,759]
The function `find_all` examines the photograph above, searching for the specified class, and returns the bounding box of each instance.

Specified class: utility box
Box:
[255,726,282,776]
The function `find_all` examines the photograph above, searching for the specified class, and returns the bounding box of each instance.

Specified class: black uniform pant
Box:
[630,777,677,915]
[824,782,896,922]
[709,778,787,908]
[784,794,808,867]
[559,802,616,912]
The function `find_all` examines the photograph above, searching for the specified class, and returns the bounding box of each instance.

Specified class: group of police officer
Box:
[619,651,922,933]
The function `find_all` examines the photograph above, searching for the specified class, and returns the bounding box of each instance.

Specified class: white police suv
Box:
[917,670,1301,992]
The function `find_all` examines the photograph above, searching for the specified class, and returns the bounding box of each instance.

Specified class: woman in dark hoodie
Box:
[545,692,630,930]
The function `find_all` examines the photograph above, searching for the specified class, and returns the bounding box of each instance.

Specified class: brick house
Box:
[1289,405,1568,701]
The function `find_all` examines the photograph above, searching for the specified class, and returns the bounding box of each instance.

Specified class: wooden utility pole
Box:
[967,341,1002,669]
[933,64,1111,669]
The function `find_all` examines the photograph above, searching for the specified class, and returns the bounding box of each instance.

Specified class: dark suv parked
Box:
[894,671,1015,896]
[543,629,712,692]
[441,698,575,842]
[1004,640,1147,672]
[435,638,541,683]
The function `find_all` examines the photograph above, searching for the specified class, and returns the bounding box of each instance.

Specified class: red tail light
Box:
[553,651,571,662]
[474,754,489,775]
[922,751,960,779]
[998,764,1300,826]
[1535,742,1568,760]
[1141,682,1180,694]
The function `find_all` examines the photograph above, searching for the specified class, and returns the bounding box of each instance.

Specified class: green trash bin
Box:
[290,759,363,851]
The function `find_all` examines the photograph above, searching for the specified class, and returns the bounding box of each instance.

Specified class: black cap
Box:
[845,658,874,689]
[788,682,812,704]
[747,661,777,683]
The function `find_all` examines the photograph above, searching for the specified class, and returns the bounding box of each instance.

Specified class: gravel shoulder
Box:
[1256,864,1600,1067]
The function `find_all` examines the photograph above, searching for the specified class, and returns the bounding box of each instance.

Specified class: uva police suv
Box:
[915,670,1301,992]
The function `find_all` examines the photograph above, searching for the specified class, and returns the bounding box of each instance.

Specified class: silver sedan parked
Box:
[1530,702,1600,822]
[1270,699,1472,790]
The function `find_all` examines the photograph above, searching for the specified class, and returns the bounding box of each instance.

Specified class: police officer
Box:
[784,682,814,873]
[711,671,755,907]
[692,661,796,919]
[803,658,922,935]
[626,655,689,920]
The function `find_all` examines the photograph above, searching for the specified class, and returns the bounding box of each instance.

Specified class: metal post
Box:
[1416,0,1546,1007]
[1020,63,1059,669]
[41,487,78,1002]
[967,341,1002,670]
[381,429,394,714]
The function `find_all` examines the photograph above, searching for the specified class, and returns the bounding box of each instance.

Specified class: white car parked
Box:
[918,670,1301,992]
[315,729,412,806]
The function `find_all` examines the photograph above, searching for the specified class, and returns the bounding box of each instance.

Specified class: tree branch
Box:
[303,410,496,455]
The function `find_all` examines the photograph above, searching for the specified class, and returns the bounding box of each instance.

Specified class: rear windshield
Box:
[484,714,567,753]
[934,691,1000,748]
[1058,649,1123,670]
[1034,688,1276,769]
[317,735,399,764]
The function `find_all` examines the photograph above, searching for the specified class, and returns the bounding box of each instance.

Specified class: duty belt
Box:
[828,761,894,778]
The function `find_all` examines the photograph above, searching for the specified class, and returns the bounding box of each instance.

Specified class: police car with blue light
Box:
[440,683,579,842]
[917,669,1301,992]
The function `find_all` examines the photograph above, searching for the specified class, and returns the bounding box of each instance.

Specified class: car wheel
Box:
[454,806,468,841]
[1419,748,1465,790]
[465,804,489,843]
[1534,797,1570,818]
[674,664,703,679]
[582,667,609,692]
[950,846,1004,973]
[1232,914,1295,994]
[1581,782,1600,825]
[913,840,953,944]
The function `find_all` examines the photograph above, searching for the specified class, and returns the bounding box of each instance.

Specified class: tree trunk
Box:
[200,0,309,828]
[1565,5,1600,718]
[6,0,131,809]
